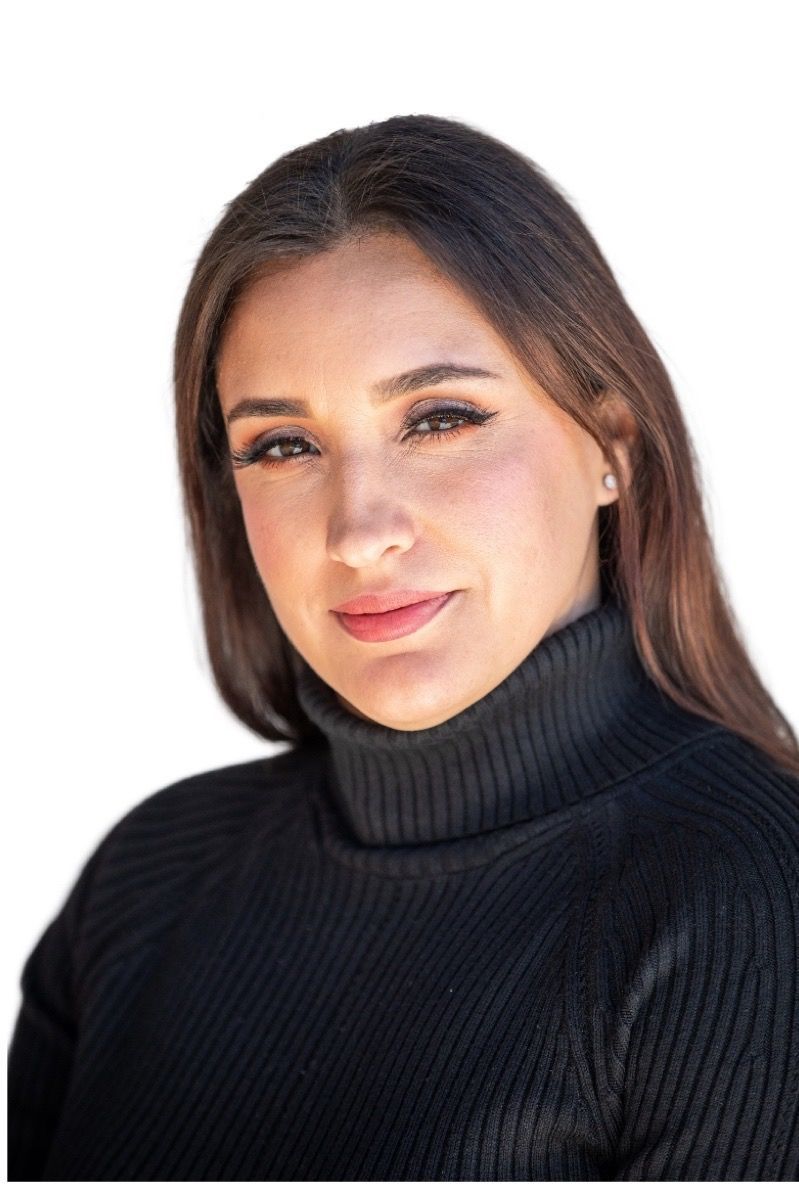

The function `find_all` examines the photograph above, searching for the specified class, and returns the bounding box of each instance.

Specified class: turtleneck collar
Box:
[292,597,714,855]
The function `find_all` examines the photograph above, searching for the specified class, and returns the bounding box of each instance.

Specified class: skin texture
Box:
[216,231,633,731]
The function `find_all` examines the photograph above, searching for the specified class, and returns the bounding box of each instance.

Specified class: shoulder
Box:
[102,743,315,846]
[609,727,799,895]
[593,729,799,1182]
[574,727,799,1006]
[63,743,324,978]
[573,731,798,1147]
[578,728,799,1027]
[93,743,316,861]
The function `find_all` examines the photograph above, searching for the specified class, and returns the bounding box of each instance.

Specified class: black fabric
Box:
[8,598,799,1180]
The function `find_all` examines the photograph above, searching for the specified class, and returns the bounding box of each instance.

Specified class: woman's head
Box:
[174,114,798,771]
[216,229,631,730]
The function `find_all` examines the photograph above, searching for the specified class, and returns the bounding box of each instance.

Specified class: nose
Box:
[325,454,416,568]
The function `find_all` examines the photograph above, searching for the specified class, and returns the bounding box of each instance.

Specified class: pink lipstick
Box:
[334,592,456,642]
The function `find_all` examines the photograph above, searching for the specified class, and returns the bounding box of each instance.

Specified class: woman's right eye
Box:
[230,434,317,470]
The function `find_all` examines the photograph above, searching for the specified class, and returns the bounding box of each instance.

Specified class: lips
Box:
[332,590,450,615]
[334,592,456,643]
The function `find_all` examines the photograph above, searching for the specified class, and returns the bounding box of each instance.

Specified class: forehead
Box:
[216,232,512,392]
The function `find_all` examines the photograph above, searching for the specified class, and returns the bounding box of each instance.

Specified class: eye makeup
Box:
[229,401,498,471]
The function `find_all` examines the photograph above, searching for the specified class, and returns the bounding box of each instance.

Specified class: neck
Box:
[292,598,710,853]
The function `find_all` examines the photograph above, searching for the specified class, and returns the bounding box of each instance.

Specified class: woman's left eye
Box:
[406,407,483,440]
[229,404,497,471]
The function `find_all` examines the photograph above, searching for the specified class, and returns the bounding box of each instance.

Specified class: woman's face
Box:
[216,231,622,731]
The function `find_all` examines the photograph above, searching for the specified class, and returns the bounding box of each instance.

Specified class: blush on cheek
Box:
[238,503,285,579]
[494,443,587,571]
[474,453,548,531]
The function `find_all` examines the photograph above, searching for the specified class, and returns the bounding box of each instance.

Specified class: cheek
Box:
[447,439,563,546]
[237,490,301,593]
[455,436,593,580]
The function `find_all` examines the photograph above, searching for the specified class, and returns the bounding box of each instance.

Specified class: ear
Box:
[595,389,638,500]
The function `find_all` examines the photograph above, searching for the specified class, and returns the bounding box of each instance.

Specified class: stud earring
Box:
[602,473,618,489]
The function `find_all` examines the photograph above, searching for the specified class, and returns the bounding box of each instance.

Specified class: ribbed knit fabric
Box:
[7,598,799,1181]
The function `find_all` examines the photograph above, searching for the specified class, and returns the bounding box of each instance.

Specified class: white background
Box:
[4,0,797,1048]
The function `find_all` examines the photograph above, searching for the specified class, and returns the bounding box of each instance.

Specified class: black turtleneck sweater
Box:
[8,600,799,1181]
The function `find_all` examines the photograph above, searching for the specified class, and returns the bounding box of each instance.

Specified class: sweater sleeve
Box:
[581,768,799,1182]
[7,836,109,1181]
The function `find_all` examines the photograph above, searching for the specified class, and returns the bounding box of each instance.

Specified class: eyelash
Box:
[229,403,498,471]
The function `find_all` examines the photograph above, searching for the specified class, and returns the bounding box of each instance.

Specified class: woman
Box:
[8,114,799,1182]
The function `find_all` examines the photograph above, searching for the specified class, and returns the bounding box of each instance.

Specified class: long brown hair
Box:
[173,113,799,776]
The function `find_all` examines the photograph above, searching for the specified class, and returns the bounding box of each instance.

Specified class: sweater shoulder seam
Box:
[582,727,736,805]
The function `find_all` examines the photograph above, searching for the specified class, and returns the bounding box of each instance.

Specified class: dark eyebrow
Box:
[223,362,502,425]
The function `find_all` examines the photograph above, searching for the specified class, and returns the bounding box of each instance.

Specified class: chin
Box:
[348,690,466,732]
